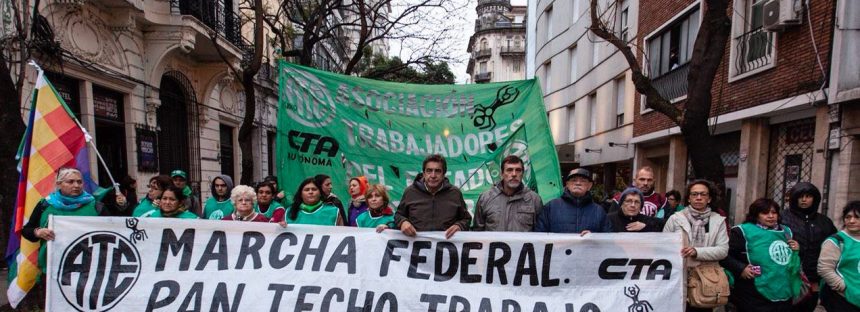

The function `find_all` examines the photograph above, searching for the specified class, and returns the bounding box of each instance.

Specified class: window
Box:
[220,124,235,179]
[544,62,552,93]
[569,46,578,83]
[617,0,629,42]
[480,38,489,51]
[267,130,276,176]
[479,61,488,73]
[646,6,699,78]
[567,105,577,142]
[588,93,598,135]
[732,0,775,77]
[615,77,626,127]
[545,6,553,42]
[512,60,522,72]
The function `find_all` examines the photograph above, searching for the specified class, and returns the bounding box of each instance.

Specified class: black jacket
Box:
[781,182,837,283]
[721,226,792,310]
[607,212,663,232]
[394,174,471,231]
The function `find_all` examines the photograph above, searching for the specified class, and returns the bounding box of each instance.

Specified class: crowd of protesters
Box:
[21,154,860,311]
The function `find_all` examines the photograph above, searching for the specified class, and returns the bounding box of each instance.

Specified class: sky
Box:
[389,0,528,84]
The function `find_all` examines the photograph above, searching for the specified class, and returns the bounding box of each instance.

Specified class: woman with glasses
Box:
[608,187,663,232]
[222,185,268,222]
[818,201,860,311]
[663,179,729,312]
[132,175,172,217]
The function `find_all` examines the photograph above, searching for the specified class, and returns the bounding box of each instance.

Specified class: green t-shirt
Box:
[203,197,234,220]
[826,231,860,307]
[738,223,802,301]
[147,210,199,219]
[255,201,285,219]
[285,204,340,226]
[355,211,395,228]
[132,197,158,217]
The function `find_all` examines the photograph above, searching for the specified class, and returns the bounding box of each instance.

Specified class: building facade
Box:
[632,0,847,224]
[530,0,638,197]
[9,0,297,201]
[466,0,526,84]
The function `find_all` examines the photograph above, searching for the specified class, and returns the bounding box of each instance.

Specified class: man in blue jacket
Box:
[534,168,612,235]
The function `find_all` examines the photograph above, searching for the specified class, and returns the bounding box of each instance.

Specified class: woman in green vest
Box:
[132,175,172,217]
[356,184,396,232]
[223,185,268,222]
[147,185,198,219]
[22,167,128,270]
[282,178,343,226]
[721,198,802,312]
[818,201,860,311]
[255,182,285,223]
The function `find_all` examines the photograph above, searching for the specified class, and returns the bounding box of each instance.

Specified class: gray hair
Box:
[56,167,83,184]
[230,185,256,205]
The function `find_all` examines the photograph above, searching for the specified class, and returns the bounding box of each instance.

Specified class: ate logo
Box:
[768,240,792,266]
[58,231,141,311]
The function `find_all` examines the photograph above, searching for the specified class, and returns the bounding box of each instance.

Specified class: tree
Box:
[588,0,729,197]
[211,0,265,185]
[0,0,48,265]
[262,0,466,74]
[357,52,455,84]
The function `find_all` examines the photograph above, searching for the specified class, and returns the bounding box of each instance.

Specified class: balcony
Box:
[475,72,492,83]
[475,21,526,33]
[474,48,492,59]
[734,27,774,76]
[170,0,244,49]
[650,62,689,101]
[499,46,525,57]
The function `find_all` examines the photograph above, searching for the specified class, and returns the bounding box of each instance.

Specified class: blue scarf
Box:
[46,190,95,211]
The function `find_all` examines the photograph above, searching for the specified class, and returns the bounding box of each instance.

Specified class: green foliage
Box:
[357,53,455,85]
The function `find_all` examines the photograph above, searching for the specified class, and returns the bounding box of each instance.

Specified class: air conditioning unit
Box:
[763,0,802,31]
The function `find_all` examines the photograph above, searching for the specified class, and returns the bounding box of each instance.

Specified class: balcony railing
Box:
[734,27,774,76]
[170,0,244,49]
[474,48,492,59]
[499,45,525,56]
[475,21,525,33]
[475,72,492,83]
[650,62,689,101]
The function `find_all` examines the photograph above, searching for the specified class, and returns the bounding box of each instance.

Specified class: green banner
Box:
[275,61,561,211]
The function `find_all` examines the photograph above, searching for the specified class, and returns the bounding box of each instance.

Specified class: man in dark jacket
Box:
[472,155,543,232]
[782,182,837,312]
[535,168,612,234]
[396,154,471,239]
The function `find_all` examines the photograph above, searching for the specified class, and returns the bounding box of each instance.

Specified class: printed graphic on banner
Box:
[276,61,562,209]
[47,216,686,311]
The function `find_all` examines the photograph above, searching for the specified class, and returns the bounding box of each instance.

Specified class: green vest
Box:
[356,211,395,228]
[827,231,860,307]
[255,201,284,219]
[132,197,158,217]
[148,210,199,219]
[38,200,99,270]
[203,197,234,220]
[286,204,340,225]
[739,223,802,301]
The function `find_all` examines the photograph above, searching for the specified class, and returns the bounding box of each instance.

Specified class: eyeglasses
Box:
[689,192,709,198]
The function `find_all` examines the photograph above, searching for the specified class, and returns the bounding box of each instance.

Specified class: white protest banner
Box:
[47,216,685,312]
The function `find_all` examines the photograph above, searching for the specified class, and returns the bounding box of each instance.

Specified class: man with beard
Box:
[395,154,471,239]
[472,155,543,232]
[610,166,671,221]
[535,168,612,234]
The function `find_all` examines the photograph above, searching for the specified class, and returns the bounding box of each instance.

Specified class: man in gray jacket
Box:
[472,155,543,231]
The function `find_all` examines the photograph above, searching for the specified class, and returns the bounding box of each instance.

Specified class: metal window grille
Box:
[158,71,202,197]
[766,118,815,208]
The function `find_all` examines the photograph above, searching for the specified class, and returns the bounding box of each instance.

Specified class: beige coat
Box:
[663,208,729,267]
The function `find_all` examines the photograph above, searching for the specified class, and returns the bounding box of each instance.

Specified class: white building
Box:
[466,0,527,83]
[529,0,638,193]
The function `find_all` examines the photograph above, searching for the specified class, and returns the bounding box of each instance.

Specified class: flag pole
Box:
[29,60,121,194]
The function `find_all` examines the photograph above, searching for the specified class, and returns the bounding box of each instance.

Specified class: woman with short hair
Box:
[223,185,268,222]
[255,182,285,223]
[356,184,396,232]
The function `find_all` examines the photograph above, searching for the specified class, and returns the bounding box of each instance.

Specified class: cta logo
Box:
[768,240,792,265]
[282,66,337,127]
[289,130,339,157]
[58,231,141,311]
